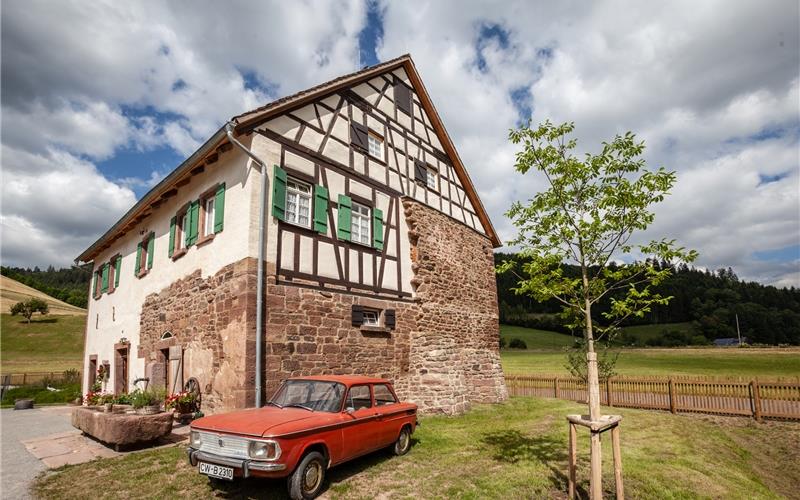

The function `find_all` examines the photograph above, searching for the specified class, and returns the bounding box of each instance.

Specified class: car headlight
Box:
[248,440,281,461]
[190,430,202,448]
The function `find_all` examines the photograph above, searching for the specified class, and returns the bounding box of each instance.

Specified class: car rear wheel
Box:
[393,426,412,456]
[288,451,326,500]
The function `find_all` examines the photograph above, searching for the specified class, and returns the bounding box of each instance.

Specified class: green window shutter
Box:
[373,208,384,251]
[168,216,176,257]
[101,264,109,293]
[337,194,352,241]
[147,233,155,269]
[135,243,142,276]
[187,201,199,245]
[272,165,287,221]
[214,183,226,233]
[114,256,121,288]
[313,185,329,234]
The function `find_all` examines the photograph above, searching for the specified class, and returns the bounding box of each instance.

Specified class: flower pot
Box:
[136,404,161,415]
[103,403,113,413]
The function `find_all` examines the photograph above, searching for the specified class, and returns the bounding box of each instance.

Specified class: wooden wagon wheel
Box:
[184,377,201,411]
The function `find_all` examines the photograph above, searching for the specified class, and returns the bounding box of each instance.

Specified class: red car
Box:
[187,375,418,499]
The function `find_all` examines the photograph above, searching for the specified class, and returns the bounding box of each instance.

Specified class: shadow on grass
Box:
[16,317,59,324]
[482,429,583,496]
[206,438,418,499]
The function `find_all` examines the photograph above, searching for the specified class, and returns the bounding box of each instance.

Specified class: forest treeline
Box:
[1,265,92,308]
[495,253,800,345]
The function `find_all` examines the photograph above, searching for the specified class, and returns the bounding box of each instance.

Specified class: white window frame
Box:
[425,166,438,190]
[362,310,380,326]
[177,212,188,251]
[285,177,312,229]
[351,201,371,246]
[367,132,383,160]
[203,196,215,237]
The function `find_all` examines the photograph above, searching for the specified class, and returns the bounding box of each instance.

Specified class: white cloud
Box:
[378,0,799,286]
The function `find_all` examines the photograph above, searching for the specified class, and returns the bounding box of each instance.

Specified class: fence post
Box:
[554,377,560,399]
[22,373,27,385]
[750,379,762,422]
[669,379,676,414]
[606,378,613,407]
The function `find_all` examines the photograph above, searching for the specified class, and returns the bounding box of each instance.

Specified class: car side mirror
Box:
[345,407,355,415]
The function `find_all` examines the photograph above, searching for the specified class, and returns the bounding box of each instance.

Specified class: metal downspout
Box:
[225,122,268,408]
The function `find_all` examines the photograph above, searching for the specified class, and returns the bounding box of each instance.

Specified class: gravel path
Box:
[1,406,74,499]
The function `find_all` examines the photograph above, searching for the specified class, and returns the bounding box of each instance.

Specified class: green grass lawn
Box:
[501,348,800,378]
[500,324,579,349]
[33,397,799,499]
[0,313,85,373]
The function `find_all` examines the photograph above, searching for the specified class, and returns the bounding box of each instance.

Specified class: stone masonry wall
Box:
[139,258,257,413]
[263,198,507,414]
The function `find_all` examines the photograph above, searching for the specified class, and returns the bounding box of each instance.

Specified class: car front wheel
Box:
[288,451,326,500]
[393,426,412,456]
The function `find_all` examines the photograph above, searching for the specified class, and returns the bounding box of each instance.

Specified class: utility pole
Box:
[735,313,742,345]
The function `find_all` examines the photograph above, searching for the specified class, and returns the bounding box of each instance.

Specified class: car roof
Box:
[287,375,392,386]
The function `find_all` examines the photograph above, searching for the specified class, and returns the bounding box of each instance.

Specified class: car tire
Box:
[392,426,412,456]
[287,451,326,500]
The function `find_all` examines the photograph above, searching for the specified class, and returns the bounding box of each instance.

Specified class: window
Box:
[203,196,215,237]
[178,212,188,250]
[425,166,438,190]
[135,233,154,276]
[373,384,397,406]
[269,379,345,413]
[346,385,372,411]
[362,309,379,326]
[367,132,383,160]
[286,178,312,228]
[351,202,371,246]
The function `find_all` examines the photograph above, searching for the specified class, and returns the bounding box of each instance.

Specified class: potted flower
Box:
[84,390,102,407]
[166,391,198,423]
[100,393,115,412]
[130,388,165,415]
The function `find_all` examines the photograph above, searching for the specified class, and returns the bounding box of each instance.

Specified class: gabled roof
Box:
[77,54,500,263]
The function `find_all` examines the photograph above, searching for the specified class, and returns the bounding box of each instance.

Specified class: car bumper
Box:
[187,447,287,478]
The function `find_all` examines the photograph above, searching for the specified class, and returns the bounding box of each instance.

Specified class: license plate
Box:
[199,462,234,480]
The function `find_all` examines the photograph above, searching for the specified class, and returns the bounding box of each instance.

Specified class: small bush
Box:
[508,338,527,349]
[499,337,507,348]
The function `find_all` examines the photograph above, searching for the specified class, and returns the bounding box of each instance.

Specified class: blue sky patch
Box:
[475,22,511,73]
[358,0,383,68]
[753,244,800,262]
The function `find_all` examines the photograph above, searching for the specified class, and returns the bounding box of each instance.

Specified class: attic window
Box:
[367,132,383,160]
[394,78,412,115]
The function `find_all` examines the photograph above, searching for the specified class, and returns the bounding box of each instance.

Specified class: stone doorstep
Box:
[21,428,190,470]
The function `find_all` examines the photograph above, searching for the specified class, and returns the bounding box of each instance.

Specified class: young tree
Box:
[498,121,697,495]
[10,298,50,324]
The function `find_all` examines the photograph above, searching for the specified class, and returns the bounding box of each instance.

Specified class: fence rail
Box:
[0,371,82,386]
[505,374,800,421]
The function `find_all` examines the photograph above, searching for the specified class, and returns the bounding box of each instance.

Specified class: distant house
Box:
[76,55,508,415]
[713,338,748,347]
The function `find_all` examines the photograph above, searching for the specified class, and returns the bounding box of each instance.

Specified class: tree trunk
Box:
[582,264,603,500]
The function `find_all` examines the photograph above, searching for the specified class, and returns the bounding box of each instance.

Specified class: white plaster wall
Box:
[83,143,260,394]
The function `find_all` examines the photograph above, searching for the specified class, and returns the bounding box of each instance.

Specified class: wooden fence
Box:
[0,371,81,386]
[505,374,800,421]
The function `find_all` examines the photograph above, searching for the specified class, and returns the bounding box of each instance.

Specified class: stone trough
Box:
[71,407,173,451]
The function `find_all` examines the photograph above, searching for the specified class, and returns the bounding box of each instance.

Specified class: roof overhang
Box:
[77,54,501,263]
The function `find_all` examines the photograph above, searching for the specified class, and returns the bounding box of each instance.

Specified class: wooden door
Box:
[115,347,129,394]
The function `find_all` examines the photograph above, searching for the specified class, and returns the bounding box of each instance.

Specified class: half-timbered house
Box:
[78,55,508,414]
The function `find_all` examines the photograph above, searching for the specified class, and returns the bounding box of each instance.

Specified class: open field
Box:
[33,397,800,499]
[501,347,800,378]
[0,275,86,315]
[500,322,695,349]
[1,314,85,374]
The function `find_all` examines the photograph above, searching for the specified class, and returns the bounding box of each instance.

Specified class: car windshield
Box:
[268,380,345,413]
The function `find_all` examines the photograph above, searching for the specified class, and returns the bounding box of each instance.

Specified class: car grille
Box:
[196,431,249,459]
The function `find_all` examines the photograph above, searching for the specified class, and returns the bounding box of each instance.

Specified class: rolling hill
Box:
[1,275,86,315]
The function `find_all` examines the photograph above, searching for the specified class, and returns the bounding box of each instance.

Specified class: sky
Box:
[1,0,798,287]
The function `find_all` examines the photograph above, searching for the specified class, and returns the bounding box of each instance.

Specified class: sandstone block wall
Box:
[263,199,507,414]
[139,258,257,413]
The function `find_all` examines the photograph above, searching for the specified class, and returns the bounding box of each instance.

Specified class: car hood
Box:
[191,406,339,438]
